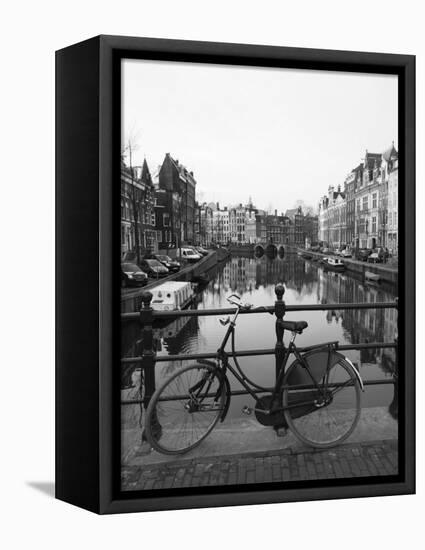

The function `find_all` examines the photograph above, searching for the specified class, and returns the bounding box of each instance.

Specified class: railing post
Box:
[274,284,286,380]
[139,291,161,443]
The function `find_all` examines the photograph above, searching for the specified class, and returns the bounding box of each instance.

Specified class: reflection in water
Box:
[121,254,398,426]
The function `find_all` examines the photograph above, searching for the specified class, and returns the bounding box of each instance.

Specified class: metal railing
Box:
[120,285,398,413]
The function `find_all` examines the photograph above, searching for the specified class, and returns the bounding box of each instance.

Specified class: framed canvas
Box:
[56,35,415,514]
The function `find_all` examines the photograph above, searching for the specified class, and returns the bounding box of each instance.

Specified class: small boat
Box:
[298,249,313,260]
[150,281,195,311]
[322,257,346,272]
[365,271,381,283]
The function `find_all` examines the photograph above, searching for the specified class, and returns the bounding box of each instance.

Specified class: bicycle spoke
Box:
[283,358,361,448]
[146,364,225,454]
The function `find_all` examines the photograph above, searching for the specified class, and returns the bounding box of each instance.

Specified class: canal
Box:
[121,252,398,428]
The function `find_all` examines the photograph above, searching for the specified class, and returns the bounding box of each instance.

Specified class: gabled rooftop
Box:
[382,143,398,162]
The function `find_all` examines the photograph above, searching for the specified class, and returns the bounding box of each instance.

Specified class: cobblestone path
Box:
[121,439,398,491]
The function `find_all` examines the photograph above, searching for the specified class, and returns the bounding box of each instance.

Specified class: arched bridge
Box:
[254,242,291,257]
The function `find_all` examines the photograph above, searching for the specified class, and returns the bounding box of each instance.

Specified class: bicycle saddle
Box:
[280,320,308,333]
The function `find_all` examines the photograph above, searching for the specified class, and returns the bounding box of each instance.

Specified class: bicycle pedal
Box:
[242,406,252,416]
[275,426,288,438]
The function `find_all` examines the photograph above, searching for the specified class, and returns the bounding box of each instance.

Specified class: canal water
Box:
[121,253,398,426]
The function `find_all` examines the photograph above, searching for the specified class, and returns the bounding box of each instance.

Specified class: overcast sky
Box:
[122,59,397,213]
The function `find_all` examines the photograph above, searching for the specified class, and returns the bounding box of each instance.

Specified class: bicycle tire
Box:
[145,363,226,455]
[282,353,361,449]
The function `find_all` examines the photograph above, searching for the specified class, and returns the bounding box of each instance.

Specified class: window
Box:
[362,197,368,211]
[394,212,397,228]
[163,213,170,226]
[389,212,393,228]
[372,193,377,208]
[372,217,376,234]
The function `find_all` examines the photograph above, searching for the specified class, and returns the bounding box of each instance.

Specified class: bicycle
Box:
[145,288,364,455]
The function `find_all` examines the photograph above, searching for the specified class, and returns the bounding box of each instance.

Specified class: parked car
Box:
[356,248,373,262]
[322,247,330,254]
[341,248,352,258]
[154,254,181,273]
[121,262,148,288]
[367,252,382,264]
[194,246,209,256]
[376,247,390,263]
[139,258,169,278]
[334,248,343,256]
[179,247,201,263]
[310,245,321,252]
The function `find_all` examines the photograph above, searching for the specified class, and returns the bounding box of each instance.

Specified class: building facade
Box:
[344,164,363,248]
[158,153,197,247]
[382,144,398,254]
[318,186,346,249]
[121,158,157,258]
[199,204,214,247]
[318,144,398,255]
[355,151,381,249]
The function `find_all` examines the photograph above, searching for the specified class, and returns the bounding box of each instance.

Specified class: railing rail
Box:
[121,342,397,365]
[120,286,399,438]
[121,300,398,322]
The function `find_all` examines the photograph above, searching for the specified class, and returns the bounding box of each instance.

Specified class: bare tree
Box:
[294,199,315,216]
[123,139,145,266]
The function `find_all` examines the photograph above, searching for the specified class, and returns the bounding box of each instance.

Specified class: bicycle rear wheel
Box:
[282,354,361,449]
[145,363,226,455]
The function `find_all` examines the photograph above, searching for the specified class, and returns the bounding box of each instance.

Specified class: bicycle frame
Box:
[214,305,339,416]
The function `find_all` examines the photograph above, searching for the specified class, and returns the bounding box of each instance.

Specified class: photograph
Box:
[119,58,400,493]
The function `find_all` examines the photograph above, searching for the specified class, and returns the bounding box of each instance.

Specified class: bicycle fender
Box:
[220,374,231,422]
[335,352,364,391]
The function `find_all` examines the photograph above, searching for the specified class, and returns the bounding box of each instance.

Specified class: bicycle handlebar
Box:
[226,296,273,314]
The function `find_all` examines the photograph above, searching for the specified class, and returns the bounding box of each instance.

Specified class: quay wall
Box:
[228,244,255,254]
[121,248,230,313]
[298,249,398,286]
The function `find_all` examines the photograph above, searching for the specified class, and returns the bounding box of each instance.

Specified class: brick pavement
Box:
[121,439,398,491]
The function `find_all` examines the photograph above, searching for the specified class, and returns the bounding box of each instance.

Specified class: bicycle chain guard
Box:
[254,395,287,427]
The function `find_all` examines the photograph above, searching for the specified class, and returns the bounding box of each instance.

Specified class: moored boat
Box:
[365,271,380,283]
[298,249,313,260]
[150,281,195,311]
[322,256,346,272]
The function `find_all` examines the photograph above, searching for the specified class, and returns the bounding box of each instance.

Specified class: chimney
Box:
[190,171,194,176]
[275,209,277,216]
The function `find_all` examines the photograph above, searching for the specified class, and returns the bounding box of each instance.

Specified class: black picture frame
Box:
[56,35,415,514]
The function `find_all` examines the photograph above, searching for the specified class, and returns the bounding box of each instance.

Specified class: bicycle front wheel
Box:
[145,363,226,455]
[282,356,361,449]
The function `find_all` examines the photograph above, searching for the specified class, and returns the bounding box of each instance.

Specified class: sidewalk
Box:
[121,439,398,491]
